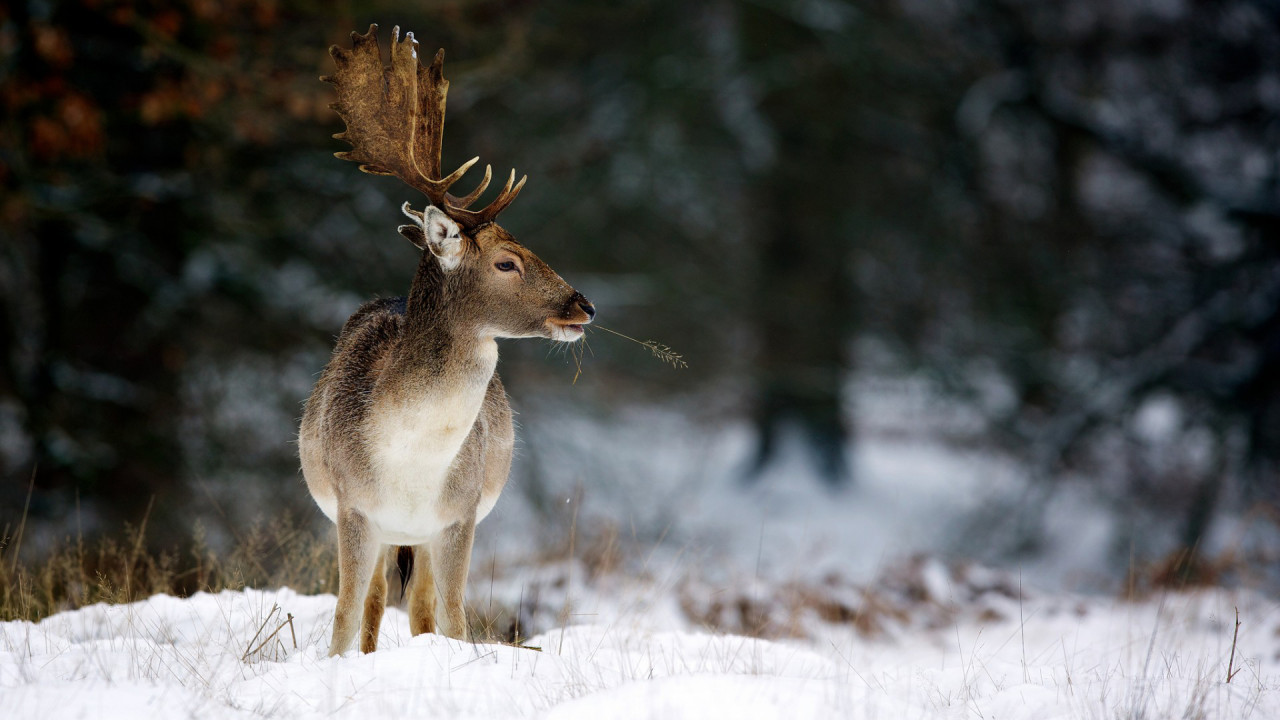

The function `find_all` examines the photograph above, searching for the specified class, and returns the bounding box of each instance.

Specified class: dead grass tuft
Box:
[0,512,336,623]
[678,555,1029,641]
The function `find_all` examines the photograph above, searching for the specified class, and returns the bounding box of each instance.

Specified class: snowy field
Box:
[6,392,1278,718]
[3,580,1277,719]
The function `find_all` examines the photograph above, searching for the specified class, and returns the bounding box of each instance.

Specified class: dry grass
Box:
[1128,502,1280,599]
[677,555,1029,642]
[0,510,337,623]
[0,487,632,644]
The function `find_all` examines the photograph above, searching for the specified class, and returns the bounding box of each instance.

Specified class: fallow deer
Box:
[299,25,594,655]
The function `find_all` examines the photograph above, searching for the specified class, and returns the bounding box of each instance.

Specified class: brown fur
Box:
[300,210,592,655]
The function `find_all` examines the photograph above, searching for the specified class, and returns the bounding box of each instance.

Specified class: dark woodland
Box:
[2,0,1278,581]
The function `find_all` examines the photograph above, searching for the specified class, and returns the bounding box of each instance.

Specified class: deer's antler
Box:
[322,24,526,230]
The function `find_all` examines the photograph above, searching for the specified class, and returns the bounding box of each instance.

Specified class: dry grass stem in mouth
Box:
[571,331,593,384]
[587,325,687,370]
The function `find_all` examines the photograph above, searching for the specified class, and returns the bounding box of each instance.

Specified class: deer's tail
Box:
[395,546,414,598]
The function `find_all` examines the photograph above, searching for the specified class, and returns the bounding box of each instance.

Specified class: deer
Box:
[299,25,595,656]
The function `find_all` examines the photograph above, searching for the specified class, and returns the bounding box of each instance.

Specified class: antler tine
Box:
[435,156,481,192]
[450,164,493,209]
[495,168,516,199]
[470,170,528,226]
[325,26,525,230]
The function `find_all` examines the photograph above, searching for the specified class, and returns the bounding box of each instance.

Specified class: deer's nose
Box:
[573,293,596,321]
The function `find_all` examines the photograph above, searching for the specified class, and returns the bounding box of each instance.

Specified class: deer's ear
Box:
[402,202,464,270]
[397,224,428,250]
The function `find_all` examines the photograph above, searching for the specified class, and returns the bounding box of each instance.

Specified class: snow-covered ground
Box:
[3,580,1277,719]
[7,389,1278,718]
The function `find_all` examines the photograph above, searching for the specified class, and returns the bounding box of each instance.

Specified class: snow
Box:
[7,387,1278,717]
[3,582,1277,719]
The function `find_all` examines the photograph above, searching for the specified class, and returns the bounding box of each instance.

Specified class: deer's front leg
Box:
[431,517,476,641]
[330,508,379,656]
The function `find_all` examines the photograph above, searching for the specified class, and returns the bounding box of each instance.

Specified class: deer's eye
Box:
[495,260,517,272]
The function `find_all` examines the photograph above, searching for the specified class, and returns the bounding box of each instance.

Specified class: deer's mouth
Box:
[547,319,586,342]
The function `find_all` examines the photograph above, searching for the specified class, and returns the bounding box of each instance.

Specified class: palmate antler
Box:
[322,24,526,230]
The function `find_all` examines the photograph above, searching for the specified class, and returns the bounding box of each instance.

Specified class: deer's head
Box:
[325,25,594,342]
[396,204,594,341]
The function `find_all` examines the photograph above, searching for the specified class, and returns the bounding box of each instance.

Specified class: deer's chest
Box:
[362,386,486,542]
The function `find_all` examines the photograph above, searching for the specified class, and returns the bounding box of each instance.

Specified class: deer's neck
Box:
[394,255,497,382]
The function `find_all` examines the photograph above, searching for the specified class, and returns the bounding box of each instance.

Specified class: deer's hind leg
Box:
[359,547,389,653]
[407,544,437,636]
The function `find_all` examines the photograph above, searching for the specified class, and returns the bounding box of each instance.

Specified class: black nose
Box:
[574,293,596,320]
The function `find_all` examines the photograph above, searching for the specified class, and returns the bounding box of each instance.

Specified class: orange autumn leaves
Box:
[2,0,334,169]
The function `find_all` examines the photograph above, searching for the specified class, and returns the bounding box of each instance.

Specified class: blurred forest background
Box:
[2,0,1279,587]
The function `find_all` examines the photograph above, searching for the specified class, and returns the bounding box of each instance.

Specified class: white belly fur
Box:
[359,352,497,545]
[364,405,467,543]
